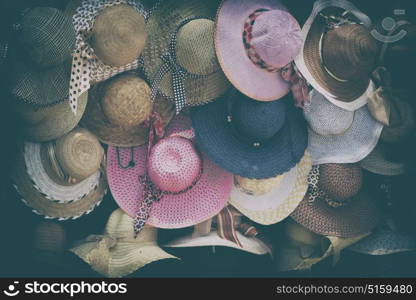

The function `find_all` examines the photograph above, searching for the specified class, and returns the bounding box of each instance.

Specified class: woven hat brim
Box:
[12,146,107,220]
[307,91,383,165]
[191,97,308,179]
[71,241,178,278]
[359,144,405,176]
[290,189,381,238]
[230,152,312,225]
[164,231,269,255]
[81,84,175,147]
[142,0,229,106]
[215,0,291,101]
[15,92,88,142]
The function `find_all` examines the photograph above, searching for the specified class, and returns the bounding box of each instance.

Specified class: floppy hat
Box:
[12,92,88,142]
[360,142,405,176]
[68,0,149,114]
[229,152,312,225]
[71,209,178,278]
[215,0,302,101]
[141,0,229,113]
[11,128,107,220]
[290,166,381,238]
[305,89,383,165]
[294,0,378,111]
[191,89,308,179]
[349,220,416,256]
[107,114,233,230]
[81,73,175,147]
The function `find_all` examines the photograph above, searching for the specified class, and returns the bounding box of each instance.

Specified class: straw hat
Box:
[229,152,312,225]
[305,89,383,165]
[12,92,88,142]
[81,73,175,147]
[142,0,229,112]
[87,4,147,67]
[71,209,178,278]
[191,89,308,179]
[215,0,302,101]
[10,8,75,107]
[360,142,405,176]
[107,114,233,229]
[11,128,107,220]
[295,0,378,111]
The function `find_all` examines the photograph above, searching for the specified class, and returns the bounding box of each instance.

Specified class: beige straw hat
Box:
[71,209,178,278]
[12,129,107,220]
[12,92,88,142]
[229,152,312,225]
[81,73,175,147]
[141,0,229,112]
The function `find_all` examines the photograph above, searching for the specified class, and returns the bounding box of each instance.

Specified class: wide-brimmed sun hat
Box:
[191,89,308,179]
[305,89,383,165]
[12,92,88,142]
[11,128,107,220]
[215,0,302,101]
[107,114,233,229]
[141,0,229,113]
[290,165,381,238]
[81,73,175,147]
[71,209,178,278]
[67,0,149,114]
[10,7,75,107]
[295,0,378,111]
[360,142,406,176]
[229,152,312,225]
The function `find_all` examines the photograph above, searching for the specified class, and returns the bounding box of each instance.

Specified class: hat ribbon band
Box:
[281,62,311,108]
[46,142,76,184]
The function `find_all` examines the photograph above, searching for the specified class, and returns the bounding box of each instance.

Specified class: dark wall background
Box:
[0,0,415,278]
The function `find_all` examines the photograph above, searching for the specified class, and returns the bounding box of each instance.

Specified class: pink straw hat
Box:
[215,0,302,101]
[107,114,233,229]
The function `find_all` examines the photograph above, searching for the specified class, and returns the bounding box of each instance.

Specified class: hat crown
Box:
[102,74,153,127]
[249,10,302,68]
[147,136,202,193]
[318,163,363,200]
[232,95,286,143]
[54,128,104,182]
[323,24,378,81]
[176,18,219,75]
[284,220,322,246]
[19,7,76,68]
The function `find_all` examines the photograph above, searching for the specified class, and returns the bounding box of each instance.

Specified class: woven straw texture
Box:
[12,144,107,220]
[19,7,76,68]
[234,175,285,197]
[142,0,229,106]
[306,89,383,165]
[71,209,178,277]
[229,152,312,225]
[13,91,88,142]
[33,221,66,253]
[360,143,405,176]
[81,73,174,147]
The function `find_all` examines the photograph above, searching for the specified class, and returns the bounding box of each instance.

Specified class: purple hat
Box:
[215,0,302,101]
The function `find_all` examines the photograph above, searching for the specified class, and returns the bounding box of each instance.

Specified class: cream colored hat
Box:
[229,152,312,225]
[71,209,178,278]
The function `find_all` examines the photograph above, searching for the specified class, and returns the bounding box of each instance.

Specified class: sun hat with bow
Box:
[215,0,302,101]
[229,152,312,225]
[360,142,406,176]
[107,114,233,233]
[290,164,381,238]
[164,207,273,256]
[12,92,88,142]
[10,7,76,108]
[295,0,379,111]
[11,128,107,220]
[191,89,308,179]
[141,0,229,114]
[81,72,175,147]
[71,208,178,278]
[305,89,383,165]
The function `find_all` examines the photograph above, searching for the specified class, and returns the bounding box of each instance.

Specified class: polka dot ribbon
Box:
[150,16,210,115]
[69,0,148,115]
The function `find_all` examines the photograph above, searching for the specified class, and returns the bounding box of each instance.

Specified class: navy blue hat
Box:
[191,90,308,179]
